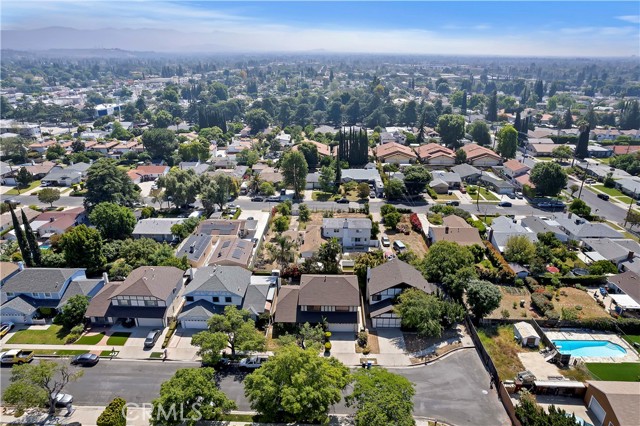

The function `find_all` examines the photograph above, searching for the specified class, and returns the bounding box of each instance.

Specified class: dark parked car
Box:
[144,330,162,348]
[597,193,610,201]
[498,201,512,207]
[506,193,516,199]
[445,200,460,206]
[71,353,99,366]
[251,196,264,202]
[336,198,349,204]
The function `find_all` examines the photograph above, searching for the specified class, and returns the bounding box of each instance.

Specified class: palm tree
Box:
[268,235,297,270]
[248,174,262,195]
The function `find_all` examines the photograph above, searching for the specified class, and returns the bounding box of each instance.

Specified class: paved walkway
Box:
[0,342,198,361]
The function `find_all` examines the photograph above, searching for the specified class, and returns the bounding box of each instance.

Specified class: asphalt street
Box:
[0,350,509,425]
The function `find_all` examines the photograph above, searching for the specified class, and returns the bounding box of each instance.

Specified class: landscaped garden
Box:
[106,332,131,345]
[586,362,640,382]
[7,325,69,345]
[5,180,42,195]
[73,332,105,345]
[467,185,499,201]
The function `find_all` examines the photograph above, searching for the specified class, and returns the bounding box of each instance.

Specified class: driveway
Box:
[328,332,360,366]
[169,328,196,349]
[375,328,411,366]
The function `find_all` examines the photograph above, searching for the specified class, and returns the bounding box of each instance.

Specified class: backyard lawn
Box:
[622,335,640,346]
[7,325,69,345]
[477,325,539,380]
[586,363,640,382]
[106,332,131,346]
[73,332,105,345]
[5,180,42,195]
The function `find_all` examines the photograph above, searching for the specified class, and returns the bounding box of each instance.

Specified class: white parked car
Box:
[238,355,270,370]
[381,235,390,247]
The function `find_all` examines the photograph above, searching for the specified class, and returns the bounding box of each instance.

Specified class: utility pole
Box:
[577,162,590,200]
[623,190,636,228]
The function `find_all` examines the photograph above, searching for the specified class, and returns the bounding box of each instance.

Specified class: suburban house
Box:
[341,168,384,196]
[273,274,361,332]
[606,271,640,316]
[587,144,613,158]
[209,238,253,268]
[132,218,185,242]
[380,130,407,145]
[583,381,639,426]
[488,216,538,253]
[460,144,502,167]
[521,216,569,243]
[1,161,57,185]
[374,142,417,164]
[130,164,170,182]
[41,162,91,187]
[1,267,104,324]
[242,275,278,319]
[299,225,324,259]
[452,164,482,183]
[577,162,631,181]
[196,219,257,240]
[478,174,516,195]
[552,213,624,242]
[175,233,215,267]
[366,259,436,328]
[322,218,372,250]
[91,141,120,154]
[431,170,462,189]
[526,140,565,157]
[615,178,640,199]
[429,178,449,194]
[427,215,483,247]
[0,262,20,304]
[582,238,640,267]
[85,266,185,327]
[0,207,40,233]
[293,140,333,158]
[502,159,530,180]
[178,161,210,176]
[29,207,87,238]
[415,143,455,166]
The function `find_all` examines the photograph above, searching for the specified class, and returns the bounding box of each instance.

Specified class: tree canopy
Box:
[466,280,502,320]
[200,305,265,357]
[281,150,308,198]
[89,202,137,240]
[37,188,61,207]
[421,241,474,283]
[436,114,466,148]
[530,162,568,196]
[55,294,89,329]
[61,225,105,275]
[84,159,140,209]
[496,125,517,159]
[394,288,465,337]
[141,128,177,162]
[504,235,536,265]
[403,165,432,196]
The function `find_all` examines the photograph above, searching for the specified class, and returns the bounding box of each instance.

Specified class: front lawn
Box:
[7,325,69,345]
[73,332,105,345]
[592,185,625,197]
[32,349,89,356]
[477,325,537,380]
[468,186,499,201]
[622,335,640,346]
[312,191,339,201]
[5,180,42,195]
[106,332,131,346]
[586,363,640,382]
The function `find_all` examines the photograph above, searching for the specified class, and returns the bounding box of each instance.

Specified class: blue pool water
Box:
[40,244,51,250]
[552,340,627,357]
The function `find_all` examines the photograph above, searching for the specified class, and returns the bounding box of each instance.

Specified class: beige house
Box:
[374,142,417,164]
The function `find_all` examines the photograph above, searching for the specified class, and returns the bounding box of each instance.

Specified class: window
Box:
[212,297,220,303]
[307,305,322,312]
[354,238,361,242]
[119,299,131,306]
[372,294,381,301]
[334,229,339,233]
[6,292,14,298]
[186,296,194,302]
[145,300,158,307]
[43,293,52,298]
[335,306,350,312]
[225,297,232,303]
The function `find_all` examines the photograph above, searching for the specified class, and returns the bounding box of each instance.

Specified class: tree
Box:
[259,181,276,196]
[3,360,83,414]
[496,125,517,159]
[110,122,132,141]
[468,120,492,146]
[552,145,573,162]
[85,159,140,209]
[157,168,200,208]
[346,368,415,426]
[626,210,640,229]
[403,165,432,196]
[516,391,582,426]
[588,259,618,275]
[504,235,536,265]
[562,108,573,129]
[205,306,265,357]
[55,294,89,329]
[422,241,474,283]
[298,142,319,169]
[529,162,568,197]
[21,209,41,266]
[178,139,210,162]
[486,90,498,121]
[319,166,335,193]
[455,148,467,164]
[151,368,236,426]
[45,144,66,161]
[568,199,591,218]
[37,188,61,208]
[15,167,33,191]
[354,250,385,282]
[442,266,477,302]
[575,125,590,159]
[236,148,259,167]
[620,100,640,130]
[244,345,350,423]
[354,182,369,199]
[273,215,291,233]
[383,211,402,229]
[268,235,296,270]
[10,207,32,266]
[61,225,105,274]
[436,114,466,148]
[569,184,580,197]
[385,178,405,200]
[141,128,177,162]
[281,150,308,198]
[191,331,228,366]
[89,202,137,240]
[153,110,173,129]
[318,237,342,273]
[466,280,502,320]
[298,203,310,222]
[200,174,234,214]
[97,397,127,426]
[246,108,270,134]
[394,288,465,338]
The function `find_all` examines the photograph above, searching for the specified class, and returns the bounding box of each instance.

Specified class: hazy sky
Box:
[2,1,639,56]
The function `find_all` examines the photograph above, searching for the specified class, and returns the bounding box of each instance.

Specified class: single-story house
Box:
[583,381,639,426]
[460,144,502,167]
[488,216,538,253]
[451,164,482,183]
[513,322,540,347]
[132,218,184,242]
[131,164,170,182]
[429,178,449,194]
[292,140,333,157]
[615,178,640,199]
[0,207,40,233]
[305,172,321,190]
[41,162,91,187]
[175,233,215,267]
[374,142,417,164]
[521,216,569,243]
[299,225,323,259]
[427,215,483,247]
[577,162,631,181]
[582,238,640,267]
[209,237,253,268]
[479,174,516,194]
[30,207,87,238]
[414,143,455,166]
[587,144,613,158]
[552,213,624,242]
[502,159,530,180]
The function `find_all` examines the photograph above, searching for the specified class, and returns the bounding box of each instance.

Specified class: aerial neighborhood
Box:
[1,34,640,426]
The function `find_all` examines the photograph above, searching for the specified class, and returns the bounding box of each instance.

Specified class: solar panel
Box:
[232,249,243,259]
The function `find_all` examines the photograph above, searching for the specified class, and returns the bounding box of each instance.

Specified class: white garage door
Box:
[181,319,208,330]
[588,396,606,425]
[373,317,402,328]
[137,318,165,327]
[327,323,356,332]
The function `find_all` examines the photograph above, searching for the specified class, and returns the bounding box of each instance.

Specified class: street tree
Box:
[281,150,308,198]
[157,168,200,208]
[552,145,573,162]
[55,294,89,329]
[151,368,236,426]
[570,184,580,197]
[504,235,536,265]
[385,178,405,200]
[89,202,137,240]
[37,188,61,207]
[3,360,83,415]
[530,162,568,196]
[244,345,351,423]
[466,280,502,320]
[141,128,177,162]
[85,159,140,209]
[436,114,466,148]
[357,182,370,198]
[61,225,105,274]
[568,199,591,218]
[394,288,465,338]
[191,331,228,366]
[259,181,275,196]
[626,210,640,229]
[403,165,432,196]
[205,306,265,357]
[421,241,474,282]
[15,167,33,192]
[200,174,234,214]
[346,368,415,426]
[496,125,517,159]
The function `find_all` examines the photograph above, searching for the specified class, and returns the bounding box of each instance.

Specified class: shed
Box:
[513,321,540,347]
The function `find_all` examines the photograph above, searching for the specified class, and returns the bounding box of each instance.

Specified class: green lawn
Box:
[592,185,625,197]
[5,180,42,195]
[106,332,131,346]
[7,325,69,345]
[616,196,634,205]
[150,352,164,358]
[468,186,499,201]
[586,363,640,382]
[622,335,640,346]
[32,349,88,356]
[73,332,105,345]
[312,191,339,201]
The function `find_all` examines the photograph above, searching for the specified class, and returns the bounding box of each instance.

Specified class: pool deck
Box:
[543,329,639,363]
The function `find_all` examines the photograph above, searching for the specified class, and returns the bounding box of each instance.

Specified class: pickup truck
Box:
[0,349,34,364]
[238,355,270,370]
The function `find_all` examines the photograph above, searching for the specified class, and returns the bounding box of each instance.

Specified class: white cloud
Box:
[616,15,640,24]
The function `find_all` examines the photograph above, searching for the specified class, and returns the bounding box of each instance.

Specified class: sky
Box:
[2,1,639,56]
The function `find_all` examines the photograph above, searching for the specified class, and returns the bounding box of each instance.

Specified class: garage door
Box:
[373,317,401,328]
[181,319,208,330]
[136,318,165,327]
[327,323,356,332]
[588,396,606,425]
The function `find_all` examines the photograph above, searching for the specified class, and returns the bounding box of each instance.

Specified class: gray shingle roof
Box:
[176,234,213,262]
[178,299,223,320]
[367,259,435,296]
[3,268,84,294]
[323,218,372,229]
[186,266,251,297]
[299,275,359,307]
[58,279,103,308]
[451,164,481,178]
[242,283,271,316]
[553,213,624,239]
[133,218,184,236]
[1,295,38,315]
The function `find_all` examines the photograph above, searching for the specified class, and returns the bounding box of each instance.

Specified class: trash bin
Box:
[367,361,372,369]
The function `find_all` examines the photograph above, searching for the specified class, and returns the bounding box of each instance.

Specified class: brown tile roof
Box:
[127,170,143,181]
[293,140,332,157]
[110,266,183,300]
[374,142,417,160]
[586,381,640,426]
[367,259,435,296]
[503,159,530,174]
[608,271,640,303]
[274,285,300,323]
[299,274,359,307]
[460,144,501,161]
[515,174,535,188]
[613,145,640,155]
[414,143,454,160]
[443,214,471,228]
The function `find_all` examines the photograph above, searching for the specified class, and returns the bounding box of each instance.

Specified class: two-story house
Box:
[85,266,184,327]
[321,218,372,250]
[366,259,436,328]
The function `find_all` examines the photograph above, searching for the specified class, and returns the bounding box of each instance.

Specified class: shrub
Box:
[409,213,423,232]
[97,397,127,426]
[325,342,332,351]
[575,305,583,311]
[65,324,85,343]
[545,309,560,320]
[357,331,368,347]
[561,307,579,321]
[513,301,517,309]
[324,331,332,339]
[483,241,516,283]
[501,309,510,319]
[531,293,554,315]
[362,346,371,355]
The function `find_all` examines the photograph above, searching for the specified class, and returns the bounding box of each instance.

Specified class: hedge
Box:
[536,274,607,287]
[97,397,127,426]
[483,241,516,283]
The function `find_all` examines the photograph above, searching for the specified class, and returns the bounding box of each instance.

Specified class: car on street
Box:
[0,322,14,337]
[515,192,523,199]
[381,235,390,247]
[71,353,99,366]
[597,193,610,201]
[0,349,34,364]
[266,196,281,202]
[50,393,73,407]
[251,196,264,202]
[336,198,349,204]
[585,179,596,184]
[445,200,460,206]
[143,330,162,348]
[498,201,512,207]
[239,355,270,370]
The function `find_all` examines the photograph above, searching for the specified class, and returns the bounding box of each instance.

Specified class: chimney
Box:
[102,272,109,284]
[488,228,494,241]
[568,212,572,219]
[49,217,55,222]
[628,251,635,261]
[17,261,24,271]
[445,226,449,234]
[343,218,348,229]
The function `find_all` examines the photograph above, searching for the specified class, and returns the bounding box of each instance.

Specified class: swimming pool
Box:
[552,339,627,358]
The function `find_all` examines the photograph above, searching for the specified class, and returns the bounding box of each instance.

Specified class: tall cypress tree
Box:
[575,125,590,159]
[10,207,32,267]
[461,90,467,115]
[22,209,41,266]
[334,147,342,188]
[486,90,498,122]
[534,80,544,101]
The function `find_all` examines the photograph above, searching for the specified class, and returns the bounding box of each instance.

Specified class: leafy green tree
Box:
[45,144,66,160]
[246,108,270,134]
[318,237,342,273]
[55,294,89,329]
[85,159,140,209]
[273,215,291,233]
[281,150,308,198]
[110,122,133,140]
[385,178,405,200]
[486,90,498,121]
[442,266,477,302]
[15,167,33,191]
[552,145,573,162]
[259,181,275,196]
[97,397,127,426]
[178,139,210,162]
[357,182,370,199]
[354,250,384,283]
[151,368,236,426]
[568,199,591,218]
[319,166,335,193]
[141,128,177,162]
[297,142,319,169]
[153,110,173,129]
[455,148,467,164]
[200,174,234,214]
[236,149,260,167]
[504,235,536,265]
[298,203,310,222]
[61,225,105,274]
[403,165,432,196]
[626,210,640,229]
[346,368,415,426]
[468,120,492,146]
[191,331,228,366]
[3,360,83,414]
[588,260,618,275]
[157,168,200,208]
[466,280,502,320]
[496,125,517,159]
[383,211,402,229]
[10,207,32,266]
[569,184,580,197]
[436,114,466,148]
[170,217,200,240]
[37,188,61,208]
[89,202,137,240]
[516,391,581,426]
[529,162,568,197]
[244,345,350,423]
[620,100,640,130]
[394,288,465,337]
[422,241,474,282]
[204,306,265,357]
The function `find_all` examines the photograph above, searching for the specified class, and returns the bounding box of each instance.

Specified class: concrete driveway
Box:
[169,327,196,349]
[375,328,411,366]
[327,332,360,366]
